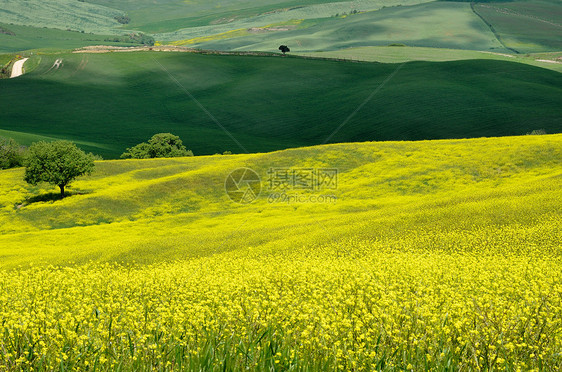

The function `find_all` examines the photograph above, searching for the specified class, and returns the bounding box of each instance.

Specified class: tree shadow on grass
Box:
[16,190,91,209]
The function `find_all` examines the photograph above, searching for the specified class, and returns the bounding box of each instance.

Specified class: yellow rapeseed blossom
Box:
[0,135,560,370]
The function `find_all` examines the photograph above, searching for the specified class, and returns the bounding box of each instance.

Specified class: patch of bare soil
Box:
[247,26,295,33]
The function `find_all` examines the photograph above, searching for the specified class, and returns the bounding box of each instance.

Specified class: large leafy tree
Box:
[121,133,193,159]
[24,141,95,198]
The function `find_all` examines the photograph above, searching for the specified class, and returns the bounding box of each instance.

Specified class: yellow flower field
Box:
[0,135,561,370]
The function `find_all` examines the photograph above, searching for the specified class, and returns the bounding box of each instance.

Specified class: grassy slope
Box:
[0,23,141,54]
[473,0,562,53]
[2,0,560,58]
[85,0,412,32]
[0,0,125,34]
[1,0,428,37]
[0,134,560,268]
[297,47,562,72]
[155,0,429,43]
[0,53,14,67]
[174,2,507,52]
[1,52,561,159]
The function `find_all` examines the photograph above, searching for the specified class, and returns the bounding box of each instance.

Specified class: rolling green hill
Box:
[1,51,561,158]
[1,0,560,59]
[84,0,430,34]
[163,2,509,52]
[0,0,126,34]
[154,0,430,45]
[0,23,143,54]
[0,0,432,50]
[297,47,562,73]
[473,0,562,53]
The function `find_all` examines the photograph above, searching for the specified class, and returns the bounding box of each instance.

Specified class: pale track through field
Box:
[10,58,29,78]
[45,59,64,74]
[536,59,562,64]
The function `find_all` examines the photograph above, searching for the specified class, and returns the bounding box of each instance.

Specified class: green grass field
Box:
[1,51,560,159]
[0,54,13,65]
[87,0,349,28]
[173,2,508,53]
[1,0,560,59]
[0,0,125,34]
[0,53,15,74]
[2,0,560,63]
[85,0,429,34]
[0,23,143,54]
[0,0,432,46]
[473,0,562,53]
[0,134,561,370]
[298,46,562,72]
[154,0,430,44]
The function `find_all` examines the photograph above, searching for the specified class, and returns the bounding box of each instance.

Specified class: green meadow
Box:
[170,2,506,52]
[1,52,561,159]
[3,0,559,58]
[154,0,429,45]
[473,0,562,53]
[85,0,428,33]
[0,23,142,54]
[0,0,125,34]
[0,53,14,66]
[298,47,562,73]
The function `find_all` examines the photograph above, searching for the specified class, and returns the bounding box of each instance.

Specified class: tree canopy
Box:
[24,140,95,198]
[121,133,194,159]
[279,45,290,54]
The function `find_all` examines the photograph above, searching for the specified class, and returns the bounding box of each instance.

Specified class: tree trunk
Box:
[59,185,65,199]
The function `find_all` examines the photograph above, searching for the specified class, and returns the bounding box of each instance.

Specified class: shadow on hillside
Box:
[16,191,91,208]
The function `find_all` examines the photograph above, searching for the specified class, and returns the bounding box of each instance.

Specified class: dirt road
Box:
[10,58,29,78]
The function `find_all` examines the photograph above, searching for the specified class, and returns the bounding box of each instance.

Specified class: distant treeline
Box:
[0,26,15,36]
[105,33,155,46]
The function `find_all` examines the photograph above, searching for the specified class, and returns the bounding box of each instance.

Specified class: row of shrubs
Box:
[3,128,548,171]
[0,133,199,170]
[1,134,196,200]
[105,32,155,46]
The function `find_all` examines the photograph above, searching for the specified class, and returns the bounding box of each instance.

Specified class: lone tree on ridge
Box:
[24,140,95,199]
[279,45,290,55]
[121,133,193,159]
